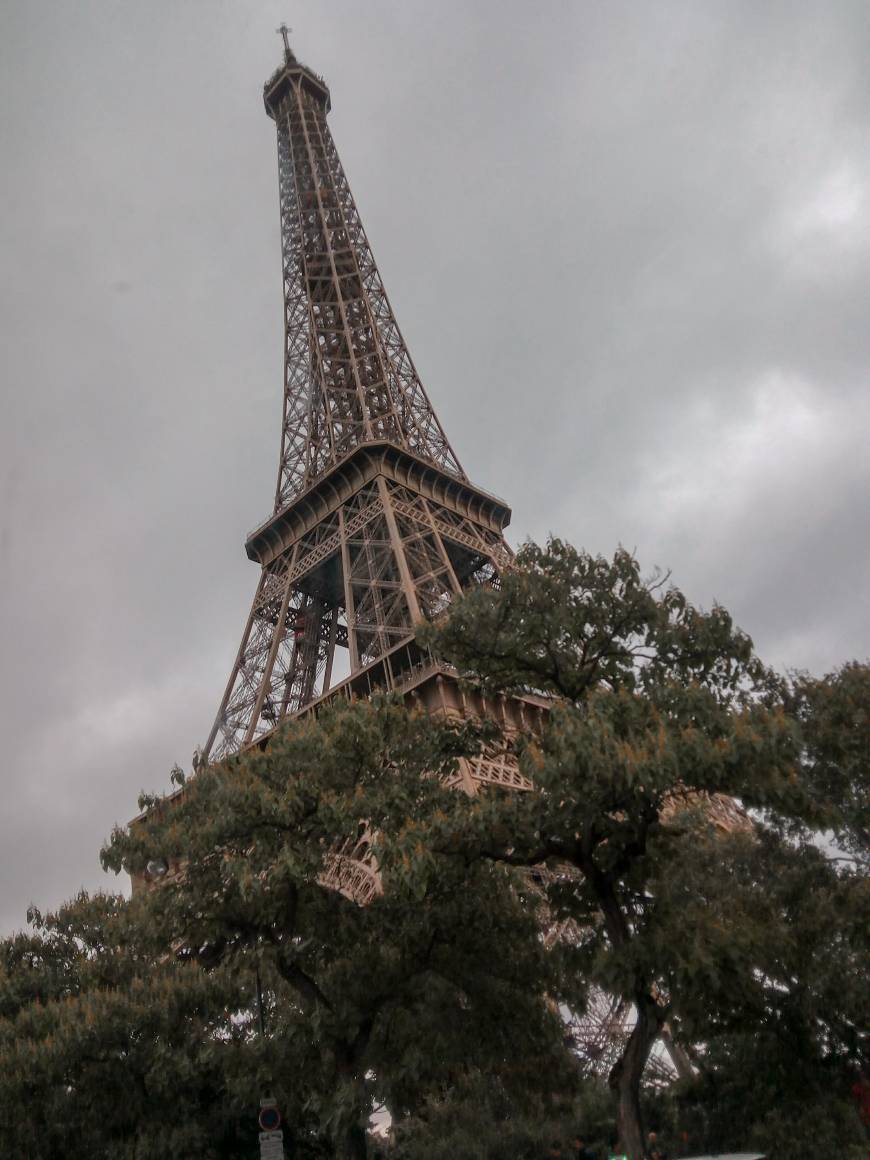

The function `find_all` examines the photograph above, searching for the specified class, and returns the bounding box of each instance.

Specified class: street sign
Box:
[259,1105,281,1131]
[258,1097,284,1160]
[259,1129,285,1160]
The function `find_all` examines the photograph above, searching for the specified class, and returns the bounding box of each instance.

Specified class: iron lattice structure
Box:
[203,43,511,763]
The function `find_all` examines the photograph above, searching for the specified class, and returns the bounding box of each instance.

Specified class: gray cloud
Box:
[1,0,868,934]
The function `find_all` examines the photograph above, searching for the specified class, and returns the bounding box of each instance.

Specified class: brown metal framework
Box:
[203,43,511,763]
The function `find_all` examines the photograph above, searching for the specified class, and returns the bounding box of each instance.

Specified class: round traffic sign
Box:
[259,1105,281,1132]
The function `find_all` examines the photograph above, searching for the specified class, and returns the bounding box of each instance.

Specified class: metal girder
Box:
[267,63,464,511]
[204,468,510,761]
[203,49,513,763]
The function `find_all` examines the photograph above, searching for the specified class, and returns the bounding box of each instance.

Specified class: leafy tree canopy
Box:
[100,698,573,1159]
[788,660,870,867]
[0,892,279,1159]
[415,540,868,1156]
[2,539,866,1160]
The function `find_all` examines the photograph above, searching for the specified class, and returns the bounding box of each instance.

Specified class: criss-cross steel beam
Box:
[203,45,512,763]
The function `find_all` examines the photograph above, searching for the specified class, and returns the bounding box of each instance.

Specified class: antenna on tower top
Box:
[277,23,294,64]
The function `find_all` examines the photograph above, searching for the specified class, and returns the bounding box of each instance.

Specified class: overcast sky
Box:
[1,0,869,936]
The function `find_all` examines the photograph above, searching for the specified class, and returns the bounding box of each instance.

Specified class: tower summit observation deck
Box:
[203,35,515,763]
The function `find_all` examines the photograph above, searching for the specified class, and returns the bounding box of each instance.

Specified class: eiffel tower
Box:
[202,33,519,767]
[192,32,698,1083]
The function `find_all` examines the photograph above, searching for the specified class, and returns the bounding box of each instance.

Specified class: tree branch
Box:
[273,953,335,1013]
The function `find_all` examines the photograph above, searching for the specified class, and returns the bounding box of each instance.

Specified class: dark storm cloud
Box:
[1,0,868,933]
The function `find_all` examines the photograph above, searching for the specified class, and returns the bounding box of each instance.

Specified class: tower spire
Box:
[276,22,296,65]
[203,44,511,762]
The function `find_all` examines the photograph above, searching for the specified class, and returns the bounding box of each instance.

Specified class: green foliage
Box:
[419,541,765,705]
[671,1028,867,1159]
[2,539,867,1159]
[0,892,278,1159]
[387,1071,616,1160]
[663,823,869,1159]
[100,698,570,1158]
[788,660,870,866]
[419,540,868,1156]
[1,700,571,1158]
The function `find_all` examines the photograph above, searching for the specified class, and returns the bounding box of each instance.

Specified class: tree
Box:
[413,539,865,1158]
[788,660,870,868]
[386,1068,616,1160]
[102,698,571,1160]
[7,540,866,1158]
[0,892,282,1159]
[665,829,869,1157]
[657,822,868,1154]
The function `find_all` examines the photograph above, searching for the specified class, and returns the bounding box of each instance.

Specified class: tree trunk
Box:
[609,994,661,1159]
[334,1031,371,1160]
[341,1119,368,1160]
